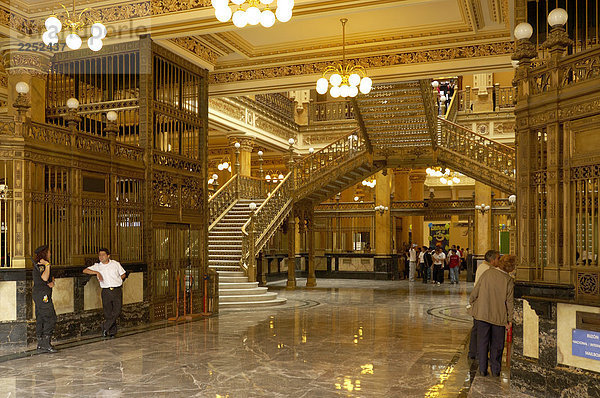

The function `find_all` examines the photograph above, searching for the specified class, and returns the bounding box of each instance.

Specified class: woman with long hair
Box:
[32,244,57,353]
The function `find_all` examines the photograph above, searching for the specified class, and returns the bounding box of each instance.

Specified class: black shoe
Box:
[102,330,108,338]
[491,372,500,377]
[477,370,488,377]
[109,334,116,339]
[39,336,57,353]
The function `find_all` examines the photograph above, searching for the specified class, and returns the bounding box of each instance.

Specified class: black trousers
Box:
[34,297,56,338]
[101,287,123,335]
[433,265,444,283]
[468,318,478,359]
[476,320,505,375]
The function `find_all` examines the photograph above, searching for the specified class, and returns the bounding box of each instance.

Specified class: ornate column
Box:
[286,214,296,289]
[375,170,392,255]
[449,187,460,246]
[306,205,317,287]
[394,168,410,248]
[1,48,51,123]
[474,181,492,254]
[409,169,427,246]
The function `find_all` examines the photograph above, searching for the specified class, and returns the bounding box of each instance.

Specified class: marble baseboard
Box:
[512,354,600,398]
[22,301,150,345]
[0,321,27,347]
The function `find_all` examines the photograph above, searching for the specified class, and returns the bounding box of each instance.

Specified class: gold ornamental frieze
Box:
[209,41,515,84]
[169,37,220,65]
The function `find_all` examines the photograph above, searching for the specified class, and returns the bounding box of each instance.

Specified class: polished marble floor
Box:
[0,279,516,397]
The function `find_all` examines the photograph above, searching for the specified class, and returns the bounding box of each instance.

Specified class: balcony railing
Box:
[255,93,295,121]
[457,85,515,113]
[308,100,354,124]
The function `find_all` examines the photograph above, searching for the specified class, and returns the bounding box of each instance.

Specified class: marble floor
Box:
[0,279,526,397]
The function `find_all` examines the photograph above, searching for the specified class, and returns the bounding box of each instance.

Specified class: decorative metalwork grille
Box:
[116,178,144,263]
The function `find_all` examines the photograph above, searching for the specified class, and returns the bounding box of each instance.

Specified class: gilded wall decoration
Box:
[559,99,600,120]
[152,171,178,209]
[210,41,515,84]
[476,123,489,135]
[0,73,7,88]
[181,177,203,211]
[169,37,220,65]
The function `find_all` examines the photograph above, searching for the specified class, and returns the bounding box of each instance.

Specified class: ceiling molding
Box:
[209,41,514,84]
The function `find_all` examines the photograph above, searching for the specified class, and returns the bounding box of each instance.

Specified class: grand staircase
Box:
[209,199,286,308]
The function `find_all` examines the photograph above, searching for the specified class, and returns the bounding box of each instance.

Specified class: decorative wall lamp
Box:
[257,150,264,179]
[43,0,107,51]
[475,203,491,215]
[315,19,372,98]
[374,204,388,215]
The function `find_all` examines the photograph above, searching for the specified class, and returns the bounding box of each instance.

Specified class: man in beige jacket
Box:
[469,255,515,377]
[468,250,500,360]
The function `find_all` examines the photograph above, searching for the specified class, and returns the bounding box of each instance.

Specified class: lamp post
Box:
[13,82,31,120]
[542,8,573,56]
[64,97,81,130]
[234,142,241,175]
[288,138,295,188]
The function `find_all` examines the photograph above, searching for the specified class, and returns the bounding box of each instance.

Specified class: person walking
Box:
[432,247,446,285]
[408,244,417,282]
[418,247,426,283]
[84,248,127,338]
[469,255,516,377]
[32,245,57,353]
[468,250,500,361]
[448,249,460,284]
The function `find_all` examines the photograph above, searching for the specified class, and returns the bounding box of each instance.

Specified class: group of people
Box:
[33,245,127,353]
[467,250,516,377]
[405,244,468,285]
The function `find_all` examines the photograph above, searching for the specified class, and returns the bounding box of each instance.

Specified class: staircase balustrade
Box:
[294,128,366,191]
[238,175,268,200]
[444,90,458,121]
[241,173,293,280]
[308,100,354,124]
[208,175,239,229]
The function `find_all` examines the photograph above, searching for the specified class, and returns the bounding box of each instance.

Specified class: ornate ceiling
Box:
[1,0,514,94]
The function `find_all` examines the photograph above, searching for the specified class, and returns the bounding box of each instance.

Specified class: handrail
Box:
[208,174,238,229]
[444,90,458,121]
[240,172,293,279]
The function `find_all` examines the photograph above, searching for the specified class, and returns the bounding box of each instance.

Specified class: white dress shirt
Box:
[88,260,126,289]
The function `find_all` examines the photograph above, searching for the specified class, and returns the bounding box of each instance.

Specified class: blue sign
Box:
[572,329,600,361]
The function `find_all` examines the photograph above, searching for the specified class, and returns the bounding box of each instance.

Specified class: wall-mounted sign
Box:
[572,329,600,361]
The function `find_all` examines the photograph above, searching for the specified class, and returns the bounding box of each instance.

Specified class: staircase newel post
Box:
[288,138,296,190]
[258,150,264,196]
[465,86,471,113]
[234,142,241,198]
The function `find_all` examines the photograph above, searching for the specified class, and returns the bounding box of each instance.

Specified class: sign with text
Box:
[572,329,600,360]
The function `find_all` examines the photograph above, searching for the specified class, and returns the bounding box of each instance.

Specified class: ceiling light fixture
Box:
[212,0,294,28]
[315,18,372,98]
[43,0,107,51]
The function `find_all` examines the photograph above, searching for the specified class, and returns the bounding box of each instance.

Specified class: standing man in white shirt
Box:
[84,248,127,338]
[408,244,418,282]
[432,247,446,285]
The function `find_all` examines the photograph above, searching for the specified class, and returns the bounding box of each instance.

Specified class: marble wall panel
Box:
[84,276,102,310]
[523,299,540,359]
[557,303,600,373]
[0,281,17,321]
[338,258,373,272]
[123,272,144,305]
[52,278,74,315]
[315,257,327,271]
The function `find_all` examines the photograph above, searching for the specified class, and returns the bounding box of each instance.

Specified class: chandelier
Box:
[361,178,376,188]
[315,19,372,98]
[43,0,107,51]
[426,167,461,185]
[211,0,294,28]
[217,159,232,172]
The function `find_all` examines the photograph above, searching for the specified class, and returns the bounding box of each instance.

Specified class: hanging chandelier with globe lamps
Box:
[212,0,294,28]
[315,19,372,98]
[43,0,107,51]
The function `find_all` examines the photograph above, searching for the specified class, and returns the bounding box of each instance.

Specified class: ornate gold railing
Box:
[241,172,293,280]
[419,79,440,145]
[238,175,268,200]
[495,86,515,110]
[436,118,516,192]
[255,93,295,121]
[208,174,238,229]
[308,100,354,124]
[295,128,366,189]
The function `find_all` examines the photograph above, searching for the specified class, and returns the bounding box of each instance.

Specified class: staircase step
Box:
[209,265,241,272]
[219,281,258,288]
[220,292,278,302]
[219,276,251,283]
[219,287,269,296]
[216,271,245,277]
[220,297,287,308]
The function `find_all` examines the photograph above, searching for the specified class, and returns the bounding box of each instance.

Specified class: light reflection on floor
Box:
[0,278,478,397]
